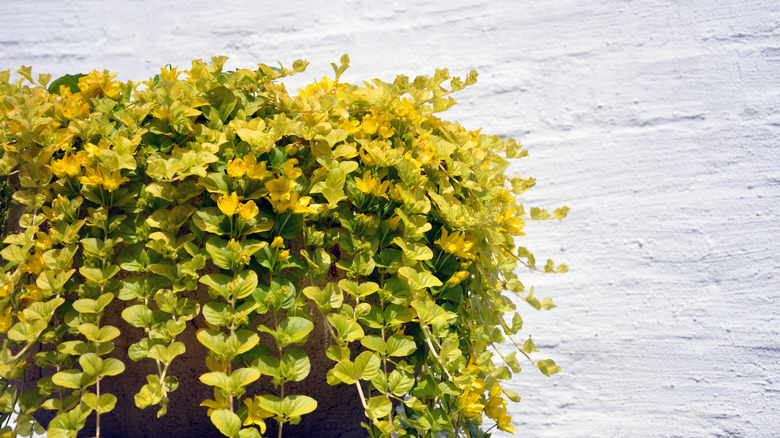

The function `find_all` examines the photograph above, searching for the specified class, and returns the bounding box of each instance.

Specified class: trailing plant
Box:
[0,56,567,438]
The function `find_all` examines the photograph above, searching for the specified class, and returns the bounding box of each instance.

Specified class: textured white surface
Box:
[2,0,779,436]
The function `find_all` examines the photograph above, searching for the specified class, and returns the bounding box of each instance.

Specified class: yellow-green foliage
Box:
[0,56,567,438]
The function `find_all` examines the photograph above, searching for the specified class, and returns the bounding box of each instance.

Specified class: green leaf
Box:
[7,320,47,342]
[147,204,197,232]
[211,409,241,438]
[392,237,433,262]
[51,370,86,389]
[229,368,261,394]
[206,86,239,122]
[409,300,455,326]
[384,304,413,326]
[258,317,313,348]
[205,237,236,270]
[134,375,164,408]
[196,330,228,358]
[385,334,416,357]
[229,330,260,356]
[311,167,347,206]
[282,394,317,418]
[236,129,274,153]
[397,266,442,290]
[338,280,379,298]
[58,340,88,356]
[302,282,343,312]
[238,428,262,438]
[121,304,153,328]
[523,336,539,354]
[202,302,229,327]
[79,265,121,285]
[200,371,230,392]
[360,335,386,354]
[332,351,380,384]
[200,273,232,299]
[147,342,185,365]
[537,359,561,377]
[77,324,120,343]
[253,355,281,378]
[255,394,317,419]
[78,353,102,375]
[366,395,392,419]
[22,297,65,321]
[504,352,522,373]
[127,339,154,362]
[72,293,114,314]
[47,73,86,95]
[387,369,415,397]
[193,208,230,235]
[540,296,557,310]
[327,314,364,343]
[233,271,259,300]
[97,393,117,413]
[35,270,75,296]
[274,212,304,240]
[117,244,150,271]
[47,403,91,438]
[280,348,311,382]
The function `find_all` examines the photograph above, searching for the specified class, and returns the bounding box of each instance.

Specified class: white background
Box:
[1,1,779,436]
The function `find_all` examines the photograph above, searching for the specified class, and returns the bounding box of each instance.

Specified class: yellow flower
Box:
[60,95,89,119]
[271,236,284,248]
[497,207,525,236]
[0,308,12,333]
[238,200,259,220]
[269,192,314,214]
[33,232,52,252]
[484,396,507,420]
[79,166,129,192]
[446,270,470,287]
[297,76,335,98]
[200,388,229,417]
[354,171,389,200]
[205,356,228,373]
[226,157,247,178]
[377,123,395,139]
[354,171,377,195]
[217,192,240,216]
[20,284,43,306]
[21,251,44,275]
[245,155,273,180]
[434,228,476,260]
[78,70,121,100]
[457,390,484,418]
[488,382,503,398]
[243,397,273,430]
[341,119,361,135]
[361,114,380,135]
[282,158,302,179]
[264,178,294,202]
[159,66,181,82]
[496,413,515,433]
[0,275,14,298]
[48,154,81,177]
[360,113,395,138]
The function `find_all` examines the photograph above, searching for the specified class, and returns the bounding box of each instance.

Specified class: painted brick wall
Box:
[1,1,778,436]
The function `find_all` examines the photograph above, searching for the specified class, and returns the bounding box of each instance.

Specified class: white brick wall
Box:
[2,0,778,436]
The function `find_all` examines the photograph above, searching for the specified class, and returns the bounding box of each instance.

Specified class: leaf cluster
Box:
[0,57,566,438]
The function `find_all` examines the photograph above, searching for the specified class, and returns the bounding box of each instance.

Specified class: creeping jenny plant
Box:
[0,56,567,438]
